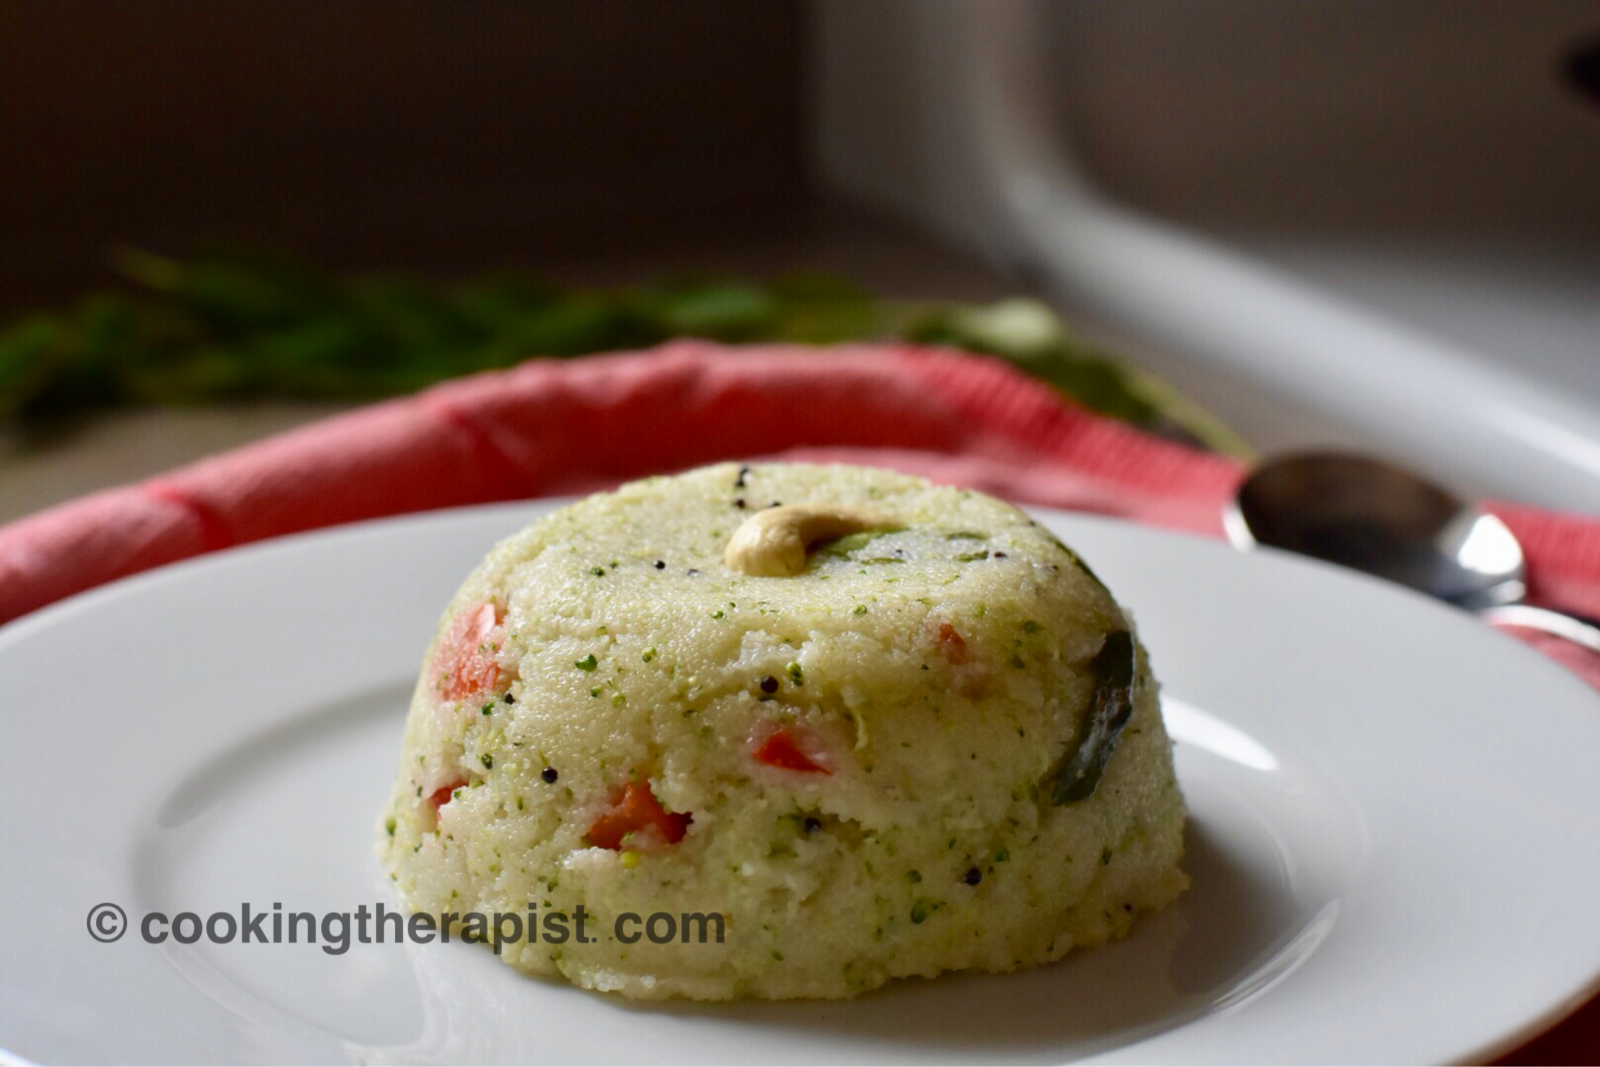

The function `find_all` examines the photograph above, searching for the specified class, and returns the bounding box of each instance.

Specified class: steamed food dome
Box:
[379,462,1187,1000]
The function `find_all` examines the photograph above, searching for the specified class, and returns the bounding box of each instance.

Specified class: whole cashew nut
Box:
[725,504,894,577]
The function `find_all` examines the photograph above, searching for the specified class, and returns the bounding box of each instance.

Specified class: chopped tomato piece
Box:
[437,601,508,701]
[753,729,832,774]
[934,620,987,697]
[936,622,972,664]
[427,779,467,814]
[589,782,692,850]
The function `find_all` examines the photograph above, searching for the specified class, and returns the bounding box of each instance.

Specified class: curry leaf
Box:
[1053,629,1137,805]
[0,250,1242,453]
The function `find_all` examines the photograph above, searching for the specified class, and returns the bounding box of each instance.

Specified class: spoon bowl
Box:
[1226,453,1527,610]
[1228,451,1600,651]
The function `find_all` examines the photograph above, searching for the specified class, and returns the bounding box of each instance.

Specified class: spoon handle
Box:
[1478,605,1600,655]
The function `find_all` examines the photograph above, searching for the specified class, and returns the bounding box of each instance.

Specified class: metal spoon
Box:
[1226,451,1600,653]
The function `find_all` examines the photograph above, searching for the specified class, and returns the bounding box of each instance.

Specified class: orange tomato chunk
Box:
[589,782,692,850]
[936,622,972,664]
[753,729,832,774]
[436,602,507,701]
[428,779,467,814]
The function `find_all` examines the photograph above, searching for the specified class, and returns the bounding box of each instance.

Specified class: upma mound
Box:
[379,462,1187,1000]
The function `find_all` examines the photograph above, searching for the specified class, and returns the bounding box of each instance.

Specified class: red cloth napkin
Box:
[5,341,1599,669]
[0,342,1245,626]
[0,341,1597,1058]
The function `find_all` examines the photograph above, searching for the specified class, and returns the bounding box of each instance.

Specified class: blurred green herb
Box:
[0,248,1247,454]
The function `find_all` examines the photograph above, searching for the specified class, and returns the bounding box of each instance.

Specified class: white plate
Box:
[2,503,1599,1065]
